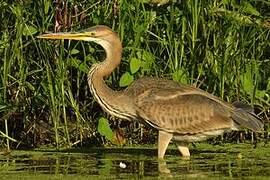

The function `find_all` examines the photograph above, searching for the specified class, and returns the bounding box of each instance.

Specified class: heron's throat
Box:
[97,37,122,77]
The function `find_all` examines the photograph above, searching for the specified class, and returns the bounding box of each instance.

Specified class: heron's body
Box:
[38,25,263,158]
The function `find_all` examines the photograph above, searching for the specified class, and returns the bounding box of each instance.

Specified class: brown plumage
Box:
[38,25,264,159]
[127,77,262,134]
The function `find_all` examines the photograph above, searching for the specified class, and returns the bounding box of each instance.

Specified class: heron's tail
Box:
[231,101,264,132]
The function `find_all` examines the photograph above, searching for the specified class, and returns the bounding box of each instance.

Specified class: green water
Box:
[1,143,270,179]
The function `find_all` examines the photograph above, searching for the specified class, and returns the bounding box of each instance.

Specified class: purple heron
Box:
[38,25,263,159]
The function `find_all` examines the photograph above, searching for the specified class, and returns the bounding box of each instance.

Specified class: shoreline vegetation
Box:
[0,0,269,150]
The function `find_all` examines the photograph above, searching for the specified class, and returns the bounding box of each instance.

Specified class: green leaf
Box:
[119,72,134,87]
[44,0,51,14]
[70,49,80,55]
[242,2,260,17]
[70,58,81,68]
[240,65,253,96]
[142,51,154,63]
[140,50,154,72]
[23,25,38,36]
[26,82,35,91]
[97,117,113,141]
[78,63,89,73]
[172,69,188,84]
[130,58,141,74]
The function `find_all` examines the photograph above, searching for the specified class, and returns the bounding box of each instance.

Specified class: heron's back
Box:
[123,77,263,138]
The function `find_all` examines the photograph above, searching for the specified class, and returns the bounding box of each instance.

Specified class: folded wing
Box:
[135,88,263,134]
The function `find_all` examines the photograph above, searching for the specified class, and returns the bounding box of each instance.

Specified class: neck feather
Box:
[87,34,129,118]
[98,36,122,77]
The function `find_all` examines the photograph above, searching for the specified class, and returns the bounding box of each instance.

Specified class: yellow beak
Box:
[37,32,90,41]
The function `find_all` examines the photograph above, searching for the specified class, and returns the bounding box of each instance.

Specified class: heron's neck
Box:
[87,37,137,119]
[98,38,122,76]
[87,37,123,113]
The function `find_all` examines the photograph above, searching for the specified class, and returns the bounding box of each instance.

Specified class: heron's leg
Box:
[158,159,171,174]
[158,131,173,159]
[176,142,190,157]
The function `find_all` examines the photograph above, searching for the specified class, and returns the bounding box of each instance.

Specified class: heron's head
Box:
[37,25,119,47]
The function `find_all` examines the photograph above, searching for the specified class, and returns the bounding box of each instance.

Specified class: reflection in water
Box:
[0,146,270,178]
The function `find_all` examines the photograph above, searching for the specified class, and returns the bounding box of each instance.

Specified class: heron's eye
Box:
[89,32,96,36]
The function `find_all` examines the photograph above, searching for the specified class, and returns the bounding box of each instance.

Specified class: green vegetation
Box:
[0,0,269,150]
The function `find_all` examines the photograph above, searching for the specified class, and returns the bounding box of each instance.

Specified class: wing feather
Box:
[135,88,234,134]
[128,77,263,133]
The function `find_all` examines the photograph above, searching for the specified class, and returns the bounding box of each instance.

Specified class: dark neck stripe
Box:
[88,65,136,120]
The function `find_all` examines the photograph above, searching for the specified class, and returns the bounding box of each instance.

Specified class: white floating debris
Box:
[119,162,126,169]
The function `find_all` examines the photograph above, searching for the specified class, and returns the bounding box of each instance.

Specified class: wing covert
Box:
[135,88,234,134]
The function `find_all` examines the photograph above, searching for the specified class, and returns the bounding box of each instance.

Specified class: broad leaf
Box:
[130,58,141,74]
[70,49,80,55]
[119,72,134,87]
[23,25,37,36]
[97,117,113,141]
[172,69,188,84]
